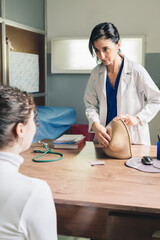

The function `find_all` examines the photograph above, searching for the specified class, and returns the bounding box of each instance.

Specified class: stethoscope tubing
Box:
[32,141,64,162]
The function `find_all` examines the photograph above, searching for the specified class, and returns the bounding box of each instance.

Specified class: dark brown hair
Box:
[89,22,120,56]
[0,85,36,148]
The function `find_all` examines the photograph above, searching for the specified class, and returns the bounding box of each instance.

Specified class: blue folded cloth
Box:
[33,106,76,143]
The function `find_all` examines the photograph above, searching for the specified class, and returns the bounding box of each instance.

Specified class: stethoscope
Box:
[33,141,64,163]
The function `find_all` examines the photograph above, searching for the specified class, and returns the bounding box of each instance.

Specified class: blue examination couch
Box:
[33,106,76,143]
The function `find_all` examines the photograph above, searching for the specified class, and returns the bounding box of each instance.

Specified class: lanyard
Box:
[33,141,64,163]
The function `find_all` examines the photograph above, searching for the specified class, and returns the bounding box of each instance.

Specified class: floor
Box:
[58,236,89,240]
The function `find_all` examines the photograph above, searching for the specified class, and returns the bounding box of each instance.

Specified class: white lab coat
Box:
[0,152,57,240]
[84,55,160,145]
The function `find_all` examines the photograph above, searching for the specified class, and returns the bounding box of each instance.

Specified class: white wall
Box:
[47,0,160,145]
[47,0,160,53]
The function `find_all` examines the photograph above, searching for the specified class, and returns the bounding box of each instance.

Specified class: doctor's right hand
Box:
[92,122,111,147]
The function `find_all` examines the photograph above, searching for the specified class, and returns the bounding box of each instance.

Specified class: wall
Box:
[5,0,45,30]
[47,0,160,53]
[47,0,160,144]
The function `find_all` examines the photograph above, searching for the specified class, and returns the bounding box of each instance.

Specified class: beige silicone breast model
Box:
[103,119,132,159]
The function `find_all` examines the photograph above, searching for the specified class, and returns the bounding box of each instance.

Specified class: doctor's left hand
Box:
[113,114,140,127]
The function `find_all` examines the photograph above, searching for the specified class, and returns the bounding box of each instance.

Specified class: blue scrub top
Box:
[106,59,124,125]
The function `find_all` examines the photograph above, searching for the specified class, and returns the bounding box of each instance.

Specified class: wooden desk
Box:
[20,142,160,240]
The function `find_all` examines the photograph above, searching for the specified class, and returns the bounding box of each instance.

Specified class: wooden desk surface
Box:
[20,142,160,239]
[20,141,160,213]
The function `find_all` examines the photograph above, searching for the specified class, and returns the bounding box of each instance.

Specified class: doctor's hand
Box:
[113,114,140,127]
[92,122,111,147]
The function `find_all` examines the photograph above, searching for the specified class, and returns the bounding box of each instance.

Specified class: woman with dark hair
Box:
[84,22,160,146]
[0,85,57,240]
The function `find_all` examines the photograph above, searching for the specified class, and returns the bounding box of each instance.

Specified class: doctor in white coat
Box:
[84,22,160,146]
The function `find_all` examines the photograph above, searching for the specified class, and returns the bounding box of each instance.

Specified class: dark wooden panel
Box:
[56,204,108,240]
[0,23,2,83]
[108,212,160,240]
[33,96,45,106]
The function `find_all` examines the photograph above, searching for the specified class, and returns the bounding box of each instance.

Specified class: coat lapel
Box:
[99,64,107,98]
[117,56,132,113]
